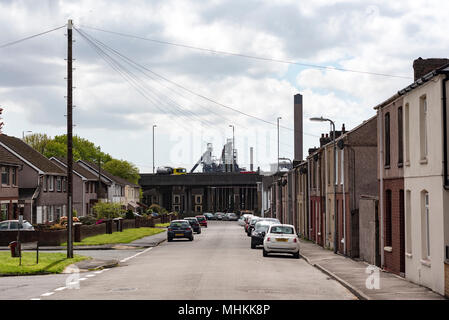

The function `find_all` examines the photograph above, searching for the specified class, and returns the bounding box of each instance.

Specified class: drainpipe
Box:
[378,110,385,267]
[443,73,449,189]
[342,147,347,255]
[307,159,311,239]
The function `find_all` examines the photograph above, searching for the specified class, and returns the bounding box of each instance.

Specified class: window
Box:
[327,149,331,186]
[385,112,391,167]
[420,96,428,160]
[12,168,17,186]
[1,204,8,221]
[335,149,339,186]
[56,177,62,192]
[385,190,392,247]
[405,103,410,163]
[48,176,54,191]
[340,149,344,185]
[63,178,66,192]
[422,191,430,259]
[1,167,10,185]
[174,195,180,204]
[55,207,62,221]
[398,106,404,165]
[43,176,47,192]
[406,190,412,254]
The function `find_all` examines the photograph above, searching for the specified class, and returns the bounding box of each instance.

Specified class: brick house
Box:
[0,148,22,221]
[0,134,67,224]
[375,95,405,276]
[50,157,98,217]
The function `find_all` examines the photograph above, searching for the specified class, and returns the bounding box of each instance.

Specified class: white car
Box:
[263,224,300,259]
[0,220,35,231]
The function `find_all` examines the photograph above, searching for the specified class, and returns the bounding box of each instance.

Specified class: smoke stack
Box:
[294,93,303,162]
[250,147,254,171]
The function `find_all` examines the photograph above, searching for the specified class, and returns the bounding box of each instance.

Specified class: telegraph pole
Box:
[67,19,74,259]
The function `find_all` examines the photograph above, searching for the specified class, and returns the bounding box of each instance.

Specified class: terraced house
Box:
[0,147,21,221]
[0,134,67,224]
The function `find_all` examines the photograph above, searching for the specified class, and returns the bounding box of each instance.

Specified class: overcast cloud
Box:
[1,0,448,172]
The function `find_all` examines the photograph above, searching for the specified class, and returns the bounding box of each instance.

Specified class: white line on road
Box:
[30,298,41,300]
[120,247,153,263]
[54,287,66,291]
[86,274,95,278]
[41,292,55,297]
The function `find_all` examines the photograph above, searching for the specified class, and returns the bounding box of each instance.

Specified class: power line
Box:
[81,25,413,80]
[0,25,66,49]
[78,27,319,137]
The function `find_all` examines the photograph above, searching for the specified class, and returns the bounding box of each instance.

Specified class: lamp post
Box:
[229,125,234,172]
[310,116,337,254]
[22,130,32,140]
[277,117,282,172]
[152,125,157,174]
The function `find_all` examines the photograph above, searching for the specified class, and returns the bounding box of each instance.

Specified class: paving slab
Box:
[299,239,445,300]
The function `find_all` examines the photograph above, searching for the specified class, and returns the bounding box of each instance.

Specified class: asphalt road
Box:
[33,221,356,300]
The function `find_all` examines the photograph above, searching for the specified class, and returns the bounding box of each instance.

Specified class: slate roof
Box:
[0,147,22,166]
[51,157,99,180]
[0,134,65,175]
[78,160,140,188]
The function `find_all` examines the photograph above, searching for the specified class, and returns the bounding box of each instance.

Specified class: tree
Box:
[103,159,140,184]
[93,202,124,219]
[23,133,51,154]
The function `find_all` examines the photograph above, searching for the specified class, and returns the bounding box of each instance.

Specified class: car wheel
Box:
[189,236,194,241]
[167,238,173,242]
[293,252,300,259]
[198,229,201,234]
[251,242,256,249]
[263,249,268,257]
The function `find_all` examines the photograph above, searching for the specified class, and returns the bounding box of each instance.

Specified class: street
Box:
[21,221,358,300]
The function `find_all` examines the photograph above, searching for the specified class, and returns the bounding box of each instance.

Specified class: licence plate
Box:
[175,233,184,236]
[276,238,288,242]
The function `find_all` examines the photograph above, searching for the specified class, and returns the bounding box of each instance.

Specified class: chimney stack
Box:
[294,93,303,162]
[250,147,254,171]
[413,57,449,81]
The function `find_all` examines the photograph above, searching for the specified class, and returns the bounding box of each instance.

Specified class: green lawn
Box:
[0,252,88,276]
[62,227,165,246]
[155,223,170,228]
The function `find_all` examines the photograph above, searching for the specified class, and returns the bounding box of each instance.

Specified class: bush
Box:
[149,204,162,214]
[79,215,97,225]
[59,216,80,226]
[125,210,134,220]
[93,202,124,220]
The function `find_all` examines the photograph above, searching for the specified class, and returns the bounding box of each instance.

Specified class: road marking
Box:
[86,274,95,278]
[30,298,41,300]
[41,292,54,297]
[54,287,66,291]
[94,270,104,274]
[79,278,87,281]
[120,247,153,263]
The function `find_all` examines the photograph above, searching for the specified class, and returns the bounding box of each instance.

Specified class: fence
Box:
[0,214,176,246]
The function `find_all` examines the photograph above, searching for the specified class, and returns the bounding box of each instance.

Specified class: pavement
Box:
[298,239,446,300]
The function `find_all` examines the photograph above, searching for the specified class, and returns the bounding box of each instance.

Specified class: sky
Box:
[1,0,448,173]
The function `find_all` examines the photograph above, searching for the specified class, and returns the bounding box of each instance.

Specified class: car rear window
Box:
[255,223,270,232]
[171,222,189,228]
[196,217,205,221]
[270,226,294,234]
[0,222,8,230]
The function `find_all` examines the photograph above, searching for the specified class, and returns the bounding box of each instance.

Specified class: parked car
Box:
[238,216,246,226]
[195,215,208,228]
[204,212,215,220]
[184,217,202,234]
[243,214,254,232]
[263,224,300,259]
[224,212,238,221]
[251,221,276,249]
[214,212,224,220]
[167,220,193,241]
[247,217,280,237]
[0,220,34,231]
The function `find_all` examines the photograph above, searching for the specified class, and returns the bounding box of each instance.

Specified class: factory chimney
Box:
[250,147,254,171]
[294,93,303,162]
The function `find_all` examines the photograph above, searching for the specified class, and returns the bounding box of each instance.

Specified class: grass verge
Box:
[155,223,170,228]
[62,227,165,246]
[0,252,88,276]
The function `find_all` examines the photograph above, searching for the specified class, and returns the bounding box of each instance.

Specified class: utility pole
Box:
[277,117,282,172]
[66,19,74,259]
[97,146,101,201]
[153,124,157,173]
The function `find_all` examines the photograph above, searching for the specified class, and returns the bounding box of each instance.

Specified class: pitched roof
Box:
[51,157,99,180]
[0,147,22,166]
[77,160,140,187]
[0,134,65,175]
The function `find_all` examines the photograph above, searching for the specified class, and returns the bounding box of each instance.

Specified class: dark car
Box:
[167,220,193,241]
[251,221,274,249]
[204,213,215,220]
[184,217,202,234]
[195,215,208,228]
[214,212,224,220]
[247,217,280,237]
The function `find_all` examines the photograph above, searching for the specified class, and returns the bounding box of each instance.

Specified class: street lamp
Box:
[152,125,157,174]
[310,116,337,254]
[229,125,234,172]
[22,130,32,140]
[277,117,282,172]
